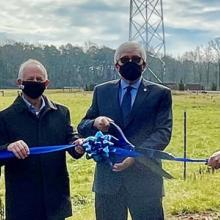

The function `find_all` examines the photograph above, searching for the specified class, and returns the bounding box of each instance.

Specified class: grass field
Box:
[0,90,220,219]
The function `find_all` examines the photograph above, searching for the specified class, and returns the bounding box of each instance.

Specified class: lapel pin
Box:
[144,88,147,92]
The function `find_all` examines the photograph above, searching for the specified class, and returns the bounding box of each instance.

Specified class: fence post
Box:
[183,111,187,180]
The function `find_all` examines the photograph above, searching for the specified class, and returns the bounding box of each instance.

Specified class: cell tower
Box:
[129,0,166,83]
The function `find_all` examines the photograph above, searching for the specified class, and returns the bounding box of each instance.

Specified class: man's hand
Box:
[73,138,85,155]
[7,140,30,159]
[93,116,113,132]
[208,151,220,169]
[112,157,135,172]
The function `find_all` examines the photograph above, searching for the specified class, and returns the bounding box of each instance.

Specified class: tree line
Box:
[0,40,220,90]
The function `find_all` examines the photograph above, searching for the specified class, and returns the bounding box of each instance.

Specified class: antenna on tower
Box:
[129,0,166,83]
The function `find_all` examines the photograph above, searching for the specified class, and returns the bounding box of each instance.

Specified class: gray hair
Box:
[18,59,48,80]
[114,41,147,64]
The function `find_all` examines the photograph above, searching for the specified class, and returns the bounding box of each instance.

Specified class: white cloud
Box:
[164,0,220,33]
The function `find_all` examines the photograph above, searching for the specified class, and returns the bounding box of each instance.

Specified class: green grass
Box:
[1,90,220,219]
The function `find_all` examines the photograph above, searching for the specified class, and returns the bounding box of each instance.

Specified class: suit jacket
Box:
[77,78,172,197]
[0,95,81,220]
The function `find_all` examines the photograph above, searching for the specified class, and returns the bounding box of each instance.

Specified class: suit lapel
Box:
[124,79,151,127]
[109,80,124,127]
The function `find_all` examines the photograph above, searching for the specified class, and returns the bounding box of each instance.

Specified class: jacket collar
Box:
[45,96,57,110]
[13,95,57,113]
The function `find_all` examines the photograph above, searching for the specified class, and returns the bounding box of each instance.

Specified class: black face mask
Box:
[22,81,46,99]
[119,62,142,81]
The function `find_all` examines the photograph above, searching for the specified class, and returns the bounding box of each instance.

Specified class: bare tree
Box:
[210,38,220,90]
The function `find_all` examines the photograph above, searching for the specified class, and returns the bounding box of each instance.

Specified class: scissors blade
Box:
[139,147,176,161]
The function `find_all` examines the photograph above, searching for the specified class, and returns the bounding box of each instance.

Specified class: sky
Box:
[1,0,220,56]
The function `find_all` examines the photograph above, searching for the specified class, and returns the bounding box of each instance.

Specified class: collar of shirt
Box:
[22,95,46,116]
[120,77,142,91]
[119,77,142,106]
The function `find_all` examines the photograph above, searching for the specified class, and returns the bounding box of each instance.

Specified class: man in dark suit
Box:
[0,59,84,220]
[78,41,173,220]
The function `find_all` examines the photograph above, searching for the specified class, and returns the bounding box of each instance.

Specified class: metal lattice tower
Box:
[129,0,166,83]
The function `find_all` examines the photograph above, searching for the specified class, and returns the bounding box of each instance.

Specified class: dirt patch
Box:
[167,212,220,220]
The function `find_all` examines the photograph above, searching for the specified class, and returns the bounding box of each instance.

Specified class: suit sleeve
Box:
[77,87,99,137]
[0,112,10,166]
[0,112,9,151]
[64,109,83,159]
[140,89,172,151]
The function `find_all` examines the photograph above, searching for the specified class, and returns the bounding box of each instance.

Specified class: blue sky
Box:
[1,0,220,56]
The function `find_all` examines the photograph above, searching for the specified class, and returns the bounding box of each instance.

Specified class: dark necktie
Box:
[121,86,133,123]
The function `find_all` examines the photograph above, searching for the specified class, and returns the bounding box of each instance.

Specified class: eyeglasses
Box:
[118,56,143,65]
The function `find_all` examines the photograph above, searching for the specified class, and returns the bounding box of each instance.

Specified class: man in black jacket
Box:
[0,59,84,220]
[78,41,173,220]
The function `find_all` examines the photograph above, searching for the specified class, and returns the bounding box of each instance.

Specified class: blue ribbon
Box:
[0,144,74,159]
[0,122,208,164]
[109,122,208,163]
[82,131,141,165]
